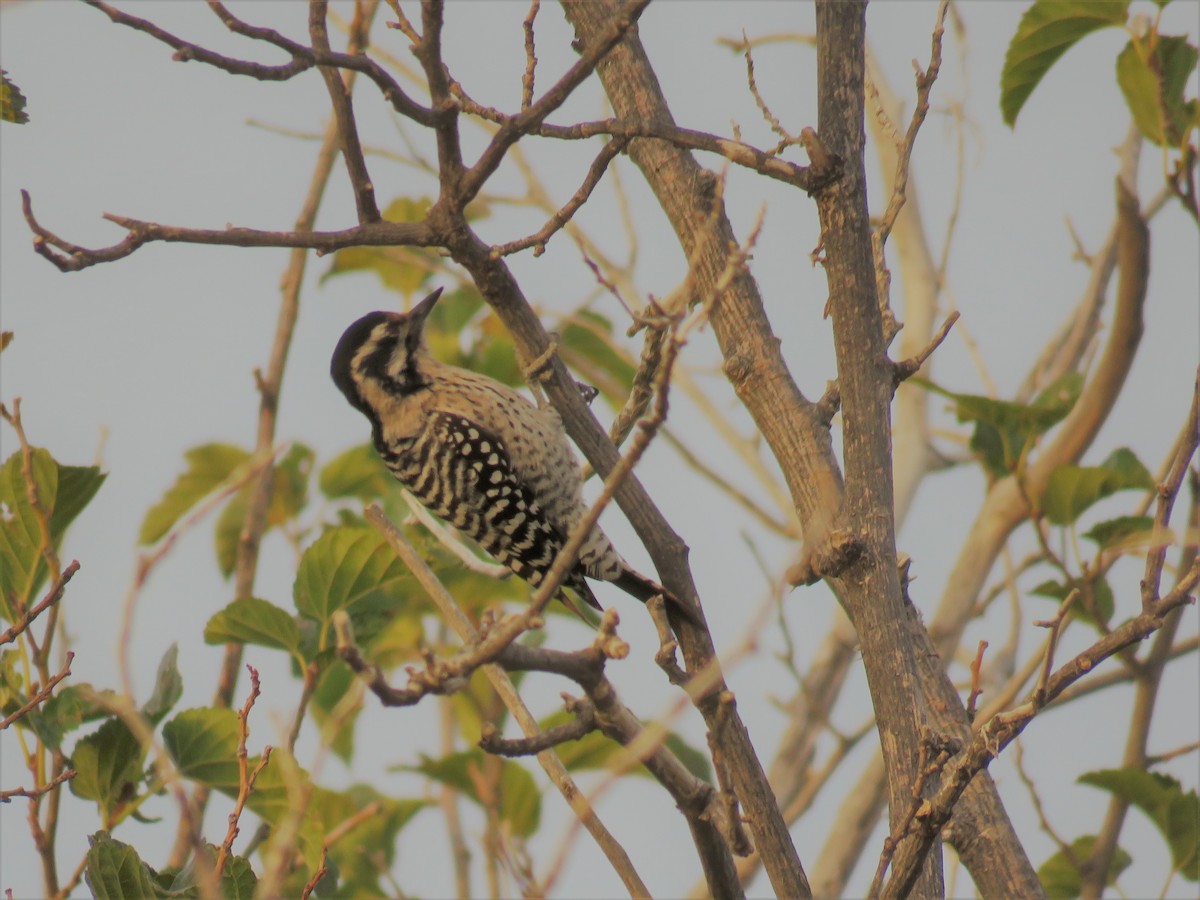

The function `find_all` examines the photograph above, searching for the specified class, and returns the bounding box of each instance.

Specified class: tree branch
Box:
[84,0,433,123]
[20,189,432,272]
[491,136,630,257]
[881,559,1199,898]
[309,0,381,223]
[456,0,651,205]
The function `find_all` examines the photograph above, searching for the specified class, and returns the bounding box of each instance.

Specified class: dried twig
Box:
[214,667,271,878]
[520,0,540,111]
[21,190,432,273]
[0,769,77,804]
[85,0,432,122]
[965,640,988,723]
[0,562,80,647]
[480,698,597,757]
[492,137,630,257]
[0,653,74,730]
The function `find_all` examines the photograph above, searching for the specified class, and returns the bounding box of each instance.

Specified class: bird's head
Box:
[330,287,444,419]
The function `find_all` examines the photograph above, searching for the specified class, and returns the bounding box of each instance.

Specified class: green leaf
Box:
[323,198,436,297]
[1117,35,1199,146]
[84,832,162,900]
[204,597,304,660]
[23,684,117,751]
[409,750,542,838]
[549,722,623,773]
[1,69,29,124]
[293,526,417,639]
[142,644,183,726]
[51,462,108,543]
[0,448,106,617]
[1030,575,1113,628]
[319,443,395,502]
[1001,0,1130,127]
[922,374,1081,476]
[162,707,240,786]
[664,732,714,784]
[214,444,313,577]
[220,854,258,900]
[312,786,425,895]
[310,661,359,762]
[1038,834,1132,898]
[498,756,541,838]
[165,844,257,899]
[539,709,713,784]
[1083,514,1159,550]
[1080,768,1200,879]
[140,444,250,545]
[70,718,145,828]
[560,311,637,402]
[1041,447,1154,525]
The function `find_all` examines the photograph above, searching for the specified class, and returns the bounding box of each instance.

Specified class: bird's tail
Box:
[611,566,702,626]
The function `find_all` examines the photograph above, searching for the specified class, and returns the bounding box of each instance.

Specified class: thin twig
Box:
[479,699,597,757]
[309,0,380,223]
[21,189,431,272]
[893,311,960,383]
[0,653,74,730]
[0,562,80,647]
[0,769,77,804]
[214,667,271,878]
[84,1,432,122]
[520,0,540,111]
[492,137,630,257]
[965,640,987,723]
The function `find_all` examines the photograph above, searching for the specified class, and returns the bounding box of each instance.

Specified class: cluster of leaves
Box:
[1,68,28,124]
[1001,0,1199,151]
[1038,769,1199,897]
[922,361,1197,891]
[927,375,1159,626]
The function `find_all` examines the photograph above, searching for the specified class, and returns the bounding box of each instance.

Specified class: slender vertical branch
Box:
[169,0,382,869]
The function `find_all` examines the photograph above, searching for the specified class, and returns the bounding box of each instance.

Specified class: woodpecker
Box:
[331,288,694,623]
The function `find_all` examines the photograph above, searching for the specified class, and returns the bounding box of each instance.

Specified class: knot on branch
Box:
[799,127,844,196]
[785,527,864,586]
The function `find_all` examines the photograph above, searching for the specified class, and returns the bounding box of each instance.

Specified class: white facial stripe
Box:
[350,320,400,386]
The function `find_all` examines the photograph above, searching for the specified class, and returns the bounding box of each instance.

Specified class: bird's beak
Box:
[410,287,445,329]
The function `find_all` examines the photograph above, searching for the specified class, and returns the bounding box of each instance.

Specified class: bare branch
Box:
[214,667,271,879]
[21,189,432,272]
[173,8,383,858]
[881,560,1200,898]
[523,118,837,192]
[1141,372,1200,611]
[492,137,629,257]
[457,0,651,205]
[0,769,77,805]
[84,0,433,123]
[873,0,949,250]
[0,653,74,730]
[520,0,540,111]
[0,561,80,647]
[892,311,960,384]
[480,698,597,757]
[309,0,381,222]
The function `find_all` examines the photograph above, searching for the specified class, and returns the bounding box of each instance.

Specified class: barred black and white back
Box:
[331,288,691,619]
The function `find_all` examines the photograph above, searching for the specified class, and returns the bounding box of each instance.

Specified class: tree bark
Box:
[811,2,942,896]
